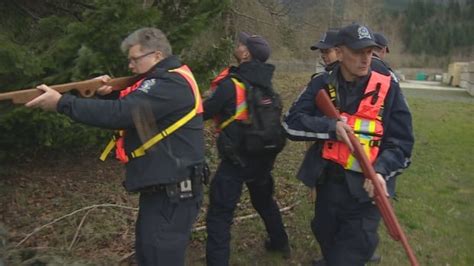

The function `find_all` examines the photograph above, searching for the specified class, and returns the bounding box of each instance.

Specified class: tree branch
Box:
[230,8,276,27]
[68,207,94,250]
[16,203,138,247]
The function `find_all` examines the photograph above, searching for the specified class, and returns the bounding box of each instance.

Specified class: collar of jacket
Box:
[147,55,182,78]
[371,56,392,75]
[325,61,339,72]
[234,60,275,89]
[335,66,371,91]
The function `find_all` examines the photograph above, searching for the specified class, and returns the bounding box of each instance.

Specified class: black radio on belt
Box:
[164,163,208,202]
[178,179,193,199]
[165,178,193,202]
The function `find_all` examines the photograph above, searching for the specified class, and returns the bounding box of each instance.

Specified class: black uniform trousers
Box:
[206,157,289,266]
[135,189,202,266]
[311,177,381,266]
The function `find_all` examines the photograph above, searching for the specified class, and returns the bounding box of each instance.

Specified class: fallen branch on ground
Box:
[16,203,138,247]
[68,208,94,250]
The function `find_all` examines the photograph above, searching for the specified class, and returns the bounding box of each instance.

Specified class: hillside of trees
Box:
[402,0,474,56]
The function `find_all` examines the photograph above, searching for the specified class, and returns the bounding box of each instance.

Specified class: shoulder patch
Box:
[137,79,156,94]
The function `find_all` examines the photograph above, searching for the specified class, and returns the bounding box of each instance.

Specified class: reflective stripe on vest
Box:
[218,77,248,130]
[99,65,203,163]
[322,71,391,172]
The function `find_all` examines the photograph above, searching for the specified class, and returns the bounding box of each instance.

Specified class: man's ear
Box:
[242,49,251,61]
[154,51,164,62]
[335,46,343,61]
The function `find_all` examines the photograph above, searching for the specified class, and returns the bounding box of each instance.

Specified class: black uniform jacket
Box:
[57,56,205,192]
[372,54,399,83]
[203,60,275,160]
[283,64,414,202]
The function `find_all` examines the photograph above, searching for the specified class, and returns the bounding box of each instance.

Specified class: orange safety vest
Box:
[322,71,391,172]
[100,65,203,163]
[209,68,248,131]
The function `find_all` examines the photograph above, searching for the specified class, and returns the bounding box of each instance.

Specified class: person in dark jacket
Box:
[372,32,399,83]
[283,24,414,266]
[311,29,339,70]
[203,32,290,266]
[25,27,205,266]
[373,32,389,60]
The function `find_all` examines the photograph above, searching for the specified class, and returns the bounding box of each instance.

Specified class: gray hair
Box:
[121,27,172,56]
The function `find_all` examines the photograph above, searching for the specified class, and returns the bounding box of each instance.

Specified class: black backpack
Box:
[232,75,287,155]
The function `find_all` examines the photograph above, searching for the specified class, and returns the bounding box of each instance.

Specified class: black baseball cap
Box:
[310,30,339,50]
[336,23,380,50]
[238,32,271,62]
[374,32,390,53]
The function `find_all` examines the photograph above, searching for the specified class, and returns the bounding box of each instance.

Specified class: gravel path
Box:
[400,80,473,103]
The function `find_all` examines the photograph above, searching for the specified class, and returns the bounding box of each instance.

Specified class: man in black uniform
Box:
[203,32,290,266]
[372,32,399,83]
[26,27,205,266]
[373,32,389,60]
[283,24,414,266]
[311,29,339,70]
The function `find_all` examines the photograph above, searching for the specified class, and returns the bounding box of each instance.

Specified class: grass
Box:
[1,72,473,265]
[375,97,474,266]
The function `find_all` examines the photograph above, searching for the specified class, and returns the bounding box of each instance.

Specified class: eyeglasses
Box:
[128,51,156,64]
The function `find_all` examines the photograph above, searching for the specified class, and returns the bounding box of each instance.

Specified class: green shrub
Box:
[0,107,109,161]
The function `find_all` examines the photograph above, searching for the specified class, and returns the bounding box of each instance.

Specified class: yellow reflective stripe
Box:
[130,68,199,159]
[346,153,357,169]
[328,84,337,101]
[219,115,236,130]
[100,138,116,161]
[354,118,377,135]
[346,137,372,172]
[361,138,371,157]
[354,118,362,131]
[131,108,197,158]
[231,78,246,90]
[99,68,201,161]
[235,102,247,116]
[369,120,376,133]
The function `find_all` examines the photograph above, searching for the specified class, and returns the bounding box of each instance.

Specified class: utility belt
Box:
[139,163,210,202]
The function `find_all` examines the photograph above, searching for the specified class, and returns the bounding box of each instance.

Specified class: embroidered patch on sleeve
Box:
[137,79,156,94]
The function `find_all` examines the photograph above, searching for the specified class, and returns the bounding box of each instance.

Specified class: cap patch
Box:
[320,33,327,42]
[358,26,371,40]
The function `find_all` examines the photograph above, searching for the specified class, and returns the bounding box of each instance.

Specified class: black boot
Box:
[264,239,291,259]
[368,254,382,264]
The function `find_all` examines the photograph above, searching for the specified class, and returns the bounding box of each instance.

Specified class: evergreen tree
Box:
[401,0,473,56]
[0,0,230,161]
